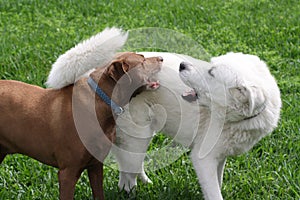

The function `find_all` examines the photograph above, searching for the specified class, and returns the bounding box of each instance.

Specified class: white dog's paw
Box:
[118,171,153,193]
[138,171,153,184]
[118,172,138,193]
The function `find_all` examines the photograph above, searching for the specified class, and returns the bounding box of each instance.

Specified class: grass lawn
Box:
[0,0,299,199]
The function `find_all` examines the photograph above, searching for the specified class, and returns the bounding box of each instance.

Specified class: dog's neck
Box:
[88,67,149,115]
[88,76,124,115]
[89,69,131,111]
[93,73,116,98]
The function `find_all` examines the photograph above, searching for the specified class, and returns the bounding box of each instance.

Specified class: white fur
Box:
[112,52,281,200]
[46,27,128,88]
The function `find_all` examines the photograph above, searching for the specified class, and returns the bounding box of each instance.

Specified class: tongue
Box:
[181,89,198,102]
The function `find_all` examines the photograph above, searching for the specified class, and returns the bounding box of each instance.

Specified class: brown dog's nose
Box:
[158,56,163,62]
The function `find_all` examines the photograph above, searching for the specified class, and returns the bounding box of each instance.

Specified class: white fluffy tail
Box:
[46,27,128,88]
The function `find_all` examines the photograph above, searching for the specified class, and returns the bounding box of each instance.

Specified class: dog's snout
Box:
[157,56,163,62]
[179,62,187,72]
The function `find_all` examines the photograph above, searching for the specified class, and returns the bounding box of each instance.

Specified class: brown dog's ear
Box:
[108,60,130,82]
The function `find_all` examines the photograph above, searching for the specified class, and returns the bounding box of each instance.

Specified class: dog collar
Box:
[87,77,124,115]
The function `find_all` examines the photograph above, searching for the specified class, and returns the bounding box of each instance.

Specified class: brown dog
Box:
[0,52,163,199]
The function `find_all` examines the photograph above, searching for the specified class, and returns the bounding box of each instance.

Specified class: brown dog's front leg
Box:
[0,153,6,164]
[58,168,82,200]
[87,162,104,200]
[0,152,6,164]
[0,146,7,164]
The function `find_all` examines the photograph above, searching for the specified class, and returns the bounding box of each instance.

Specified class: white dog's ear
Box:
[229,85,265,116]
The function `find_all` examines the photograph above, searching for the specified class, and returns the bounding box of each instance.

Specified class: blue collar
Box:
[87,77,124,115]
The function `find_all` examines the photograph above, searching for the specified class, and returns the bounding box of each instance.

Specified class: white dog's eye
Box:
[208,67,215,77]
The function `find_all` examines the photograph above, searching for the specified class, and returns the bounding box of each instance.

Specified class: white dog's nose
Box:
[179,62,187,72]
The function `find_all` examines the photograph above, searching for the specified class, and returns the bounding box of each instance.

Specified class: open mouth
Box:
[130,79,160,99]
[146,79,160,90]
[181,88,198,102]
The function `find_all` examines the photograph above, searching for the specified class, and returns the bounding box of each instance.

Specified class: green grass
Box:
[0,0,299,199]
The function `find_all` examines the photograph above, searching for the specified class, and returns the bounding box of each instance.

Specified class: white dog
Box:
[112,52,281,200]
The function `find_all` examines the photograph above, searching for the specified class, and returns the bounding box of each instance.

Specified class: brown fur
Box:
[0,52,162,200]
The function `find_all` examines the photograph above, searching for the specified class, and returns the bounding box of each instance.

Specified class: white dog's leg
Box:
[114,101,166,192]
[113,126,153,192]
[217,158,226,189]
[138,162,152,184]
[190,148,223,200]
[114,146,151,192]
